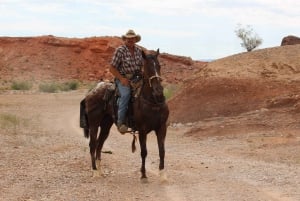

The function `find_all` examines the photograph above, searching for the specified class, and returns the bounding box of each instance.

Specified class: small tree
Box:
[235,24,263,52]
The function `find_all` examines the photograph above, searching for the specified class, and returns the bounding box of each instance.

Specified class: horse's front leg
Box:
[156,124,167,182]
[139,133,148,180]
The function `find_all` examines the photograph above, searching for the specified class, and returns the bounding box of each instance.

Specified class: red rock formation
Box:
[0,35,206,84]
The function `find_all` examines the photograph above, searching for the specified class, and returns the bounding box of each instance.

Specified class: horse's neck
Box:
[140,81,152,100]
[139,81,165,105]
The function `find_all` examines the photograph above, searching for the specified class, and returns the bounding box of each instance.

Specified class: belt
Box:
[124,74,133,79]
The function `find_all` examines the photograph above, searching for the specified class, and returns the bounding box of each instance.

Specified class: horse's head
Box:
[142,49,165,103]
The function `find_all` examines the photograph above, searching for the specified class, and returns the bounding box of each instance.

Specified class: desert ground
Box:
[0,89,299,201]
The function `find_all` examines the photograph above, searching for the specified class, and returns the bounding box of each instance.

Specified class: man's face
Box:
[125,37,136,47]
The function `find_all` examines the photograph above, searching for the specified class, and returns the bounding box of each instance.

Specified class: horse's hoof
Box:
[92,169,101,177]
[91,167,103,177]
[92,160,104,177]
[96,160,101,168]
[140,177,148,183]
[159,170,168,183]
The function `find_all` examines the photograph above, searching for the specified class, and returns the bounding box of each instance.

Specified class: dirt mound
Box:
[194,44,300,81]
[168,78,294,123]
[168,45,300,123]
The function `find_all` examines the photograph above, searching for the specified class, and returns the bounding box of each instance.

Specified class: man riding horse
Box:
[109,29,143,134]
[80,31,169,179]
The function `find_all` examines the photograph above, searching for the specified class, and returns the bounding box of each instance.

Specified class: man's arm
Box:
[109,65,129,86]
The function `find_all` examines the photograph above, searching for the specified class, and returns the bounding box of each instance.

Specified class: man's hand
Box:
[109,66,130,86]
[120,77,129,86]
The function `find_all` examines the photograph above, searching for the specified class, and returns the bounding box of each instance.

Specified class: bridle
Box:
[146,57,162,88]
[140,54,165,105]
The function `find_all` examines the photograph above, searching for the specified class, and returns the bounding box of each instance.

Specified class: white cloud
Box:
[0,0,299,59]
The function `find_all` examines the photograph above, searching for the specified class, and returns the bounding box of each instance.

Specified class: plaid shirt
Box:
[111,45,143,75]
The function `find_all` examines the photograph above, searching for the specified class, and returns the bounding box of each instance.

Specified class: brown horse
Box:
[80,49,169,181]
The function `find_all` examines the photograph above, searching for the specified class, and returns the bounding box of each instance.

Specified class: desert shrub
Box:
[11,80,32,90]
[164,84,179,100]
[39,82,59,93]
[39,80,80,93]
[59,80,79,91]
[235,24,263,52]
[67,80,79,90]
[163,88,172,100]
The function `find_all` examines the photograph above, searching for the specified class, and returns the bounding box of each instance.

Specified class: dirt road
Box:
[0,90,299,201]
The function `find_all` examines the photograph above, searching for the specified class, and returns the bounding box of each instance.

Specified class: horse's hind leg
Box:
[89,126,98,172]
[95,116,113,176]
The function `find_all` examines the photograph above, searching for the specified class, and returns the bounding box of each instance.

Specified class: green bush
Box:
[163,84,179,100]
[163,88,172,100]
[11,81,32,90]
[60,80,79,91]
[39,80,79,93]
[39,82,59,93]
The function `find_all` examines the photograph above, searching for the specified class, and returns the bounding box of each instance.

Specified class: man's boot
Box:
[117,123,128,134]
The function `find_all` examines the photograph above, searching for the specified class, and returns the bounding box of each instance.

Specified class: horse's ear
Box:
[142,50,146,59]
[156,49,160,56]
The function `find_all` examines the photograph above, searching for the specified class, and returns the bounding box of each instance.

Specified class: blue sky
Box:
[0,0,299,60]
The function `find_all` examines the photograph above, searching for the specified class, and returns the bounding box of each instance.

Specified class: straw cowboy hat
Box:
[122,29,141,43]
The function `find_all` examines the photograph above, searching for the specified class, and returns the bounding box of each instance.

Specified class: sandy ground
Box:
[0,90,299,201]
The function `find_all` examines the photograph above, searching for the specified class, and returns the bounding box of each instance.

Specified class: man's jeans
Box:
[116,79,131,125]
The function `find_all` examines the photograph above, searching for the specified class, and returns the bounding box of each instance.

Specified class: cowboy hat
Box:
[122,29,141,43]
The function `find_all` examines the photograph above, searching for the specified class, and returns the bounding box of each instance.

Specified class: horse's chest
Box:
[139,103,161,114]
[134,103,167,125]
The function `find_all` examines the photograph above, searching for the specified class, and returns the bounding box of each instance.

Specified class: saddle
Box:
[112,71,143,131]
[79,73,142,131]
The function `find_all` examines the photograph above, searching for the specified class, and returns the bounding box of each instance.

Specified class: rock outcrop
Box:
[281,35,300,46]
[0,36,206,84]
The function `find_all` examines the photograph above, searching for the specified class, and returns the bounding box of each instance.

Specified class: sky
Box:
[0,0,300,60]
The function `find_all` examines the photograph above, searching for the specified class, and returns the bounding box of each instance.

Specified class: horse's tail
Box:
[131,134,137,153]
[80,98,89,138]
